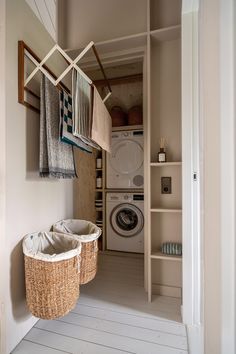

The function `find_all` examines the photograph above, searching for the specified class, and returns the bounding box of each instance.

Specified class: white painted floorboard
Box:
[12,254,188,354]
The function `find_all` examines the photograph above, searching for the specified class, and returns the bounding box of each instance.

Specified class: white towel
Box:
[91,87,112,153]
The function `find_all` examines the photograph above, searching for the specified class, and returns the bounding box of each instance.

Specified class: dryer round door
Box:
[110,203,144,237]
[110,139,143,175]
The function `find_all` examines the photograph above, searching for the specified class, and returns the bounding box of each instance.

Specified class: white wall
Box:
[25,0,57,41]
[1,1,73,352]
[58,0,147,48]
[0,1,7,353]
[220,0,236,353]
[200,0,221,352]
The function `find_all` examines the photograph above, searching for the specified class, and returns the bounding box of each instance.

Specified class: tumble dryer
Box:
[106,130,144,189]
[106,192,144,253]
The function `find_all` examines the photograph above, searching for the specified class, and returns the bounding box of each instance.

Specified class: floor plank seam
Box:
[69,311,187,338]
[33,327,135,354]
[11,339,72,354]
[75,303,184,326]
[55,318,187,350]
[79,301,182,318]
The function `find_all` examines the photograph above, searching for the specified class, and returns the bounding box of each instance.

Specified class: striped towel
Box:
[72,69,100,150]
[39,75,77,178]
[59,90,92,153]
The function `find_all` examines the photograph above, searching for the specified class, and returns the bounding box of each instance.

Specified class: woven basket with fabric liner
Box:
[23,231,81,320]
[53,219,102,284]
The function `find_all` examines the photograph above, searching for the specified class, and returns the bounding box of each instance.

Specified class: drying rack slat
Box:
[18,40,112,113]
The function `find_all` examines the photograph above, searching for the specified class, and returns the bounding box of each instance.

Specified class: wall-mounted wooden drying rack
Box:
[18,40,112,113]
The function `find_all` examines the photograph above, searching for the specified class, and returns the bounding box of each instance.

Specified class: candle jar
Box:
[96,158,102,169]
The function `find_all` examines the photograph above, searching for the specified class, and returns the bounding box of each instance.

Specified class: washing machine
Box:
[106,193,144,253]
[106,130,144,189]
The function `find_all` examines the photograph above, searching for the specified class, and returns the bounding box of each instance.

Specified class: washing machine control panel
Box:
[107,193,144,202]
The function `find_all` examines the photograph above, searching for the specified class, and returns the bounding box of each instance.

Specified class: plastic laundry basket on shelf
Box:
[23,231,81,320]
[53,219,102,285]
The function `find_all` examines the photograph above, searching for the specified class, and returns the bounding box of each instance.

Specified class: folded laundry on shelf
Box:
[161,242,182,256]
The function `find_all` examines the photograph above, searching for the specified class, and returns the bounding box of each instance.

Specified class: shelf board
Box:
[104,188,144,192]
[95,189,104,192]
[95,208,103,211]
[96,168,103,171]
[150,25,181,42]
[151,252,182,262]
[150,162,182,167]
[66,32,147,68]
[112,125,143,132]
[150,208,182,213]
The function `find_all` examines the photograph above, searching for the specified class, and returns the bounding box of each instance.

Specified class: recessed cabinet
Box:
[147,0,182,301]
[69,0,183,304]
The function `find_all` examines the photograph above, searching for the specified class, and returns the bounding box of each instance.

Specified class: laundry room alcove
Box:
[65,0,183,325]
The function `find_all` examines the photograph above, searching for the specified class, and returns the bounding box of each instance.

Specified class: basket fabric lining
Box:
[23,231,81,262]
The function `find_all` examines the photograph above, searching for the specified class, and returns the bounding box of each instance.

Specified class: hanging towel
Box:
[91,87,112,153]
[59,90,92,153]
[72,69,100,150]
[40,75,77,178]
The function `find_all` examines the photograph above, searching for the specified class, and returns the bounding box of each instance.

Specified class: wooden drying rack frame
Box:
[18,40,112,114]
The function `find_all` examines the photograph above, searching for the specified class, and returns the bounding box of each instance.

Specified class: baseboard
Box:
[152,283,182,298]
[186,324,204,354]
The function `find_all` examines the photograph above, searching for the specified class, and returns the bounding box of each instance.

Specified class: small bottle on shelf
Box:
[157,137,167,163]
[96,177,102,189]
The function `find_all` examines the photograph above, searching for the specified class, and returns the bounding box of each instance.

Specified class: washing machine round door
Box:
[111,203,144,237]
[110,139,143,175]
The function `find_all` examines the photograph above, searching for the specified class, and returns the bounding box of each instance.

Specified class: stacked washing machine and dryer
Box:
[106,129,144,253]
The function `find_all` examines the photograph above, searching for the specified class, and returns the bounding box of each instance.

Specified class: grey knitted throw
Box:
[39,75,77,178]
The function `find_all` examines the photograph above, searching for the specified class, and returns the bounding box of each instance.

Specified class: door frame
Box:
[0,0,6,353]
[181,1,204,353]
[182,1,236,353]
[220,0,236,352]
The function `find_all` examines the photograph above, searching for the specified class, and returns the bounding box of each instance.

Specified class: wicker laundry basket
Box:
[53,219,102,285]
[23,231,81,320]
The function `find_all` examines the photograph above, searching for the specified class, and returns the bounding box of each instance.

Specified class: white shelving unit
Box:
[147,0,182,302]
[150,208,182,213]
[94,149,106,251]
[150,25,181,41]
[151,252,182,262]
[150,162,182,167]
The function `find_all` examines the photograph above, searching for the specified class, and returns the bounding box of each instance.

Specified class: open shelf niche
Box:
[147,0,182,301]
